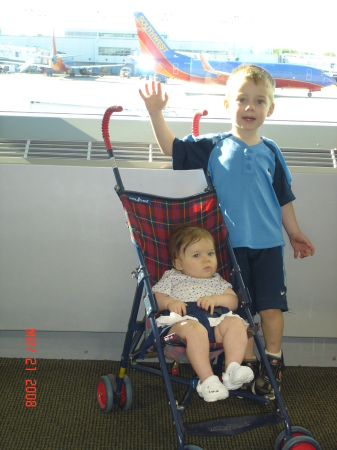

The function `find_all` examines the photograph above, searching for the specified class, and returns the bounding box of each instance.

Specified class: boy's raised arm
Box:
[139,81,175,156]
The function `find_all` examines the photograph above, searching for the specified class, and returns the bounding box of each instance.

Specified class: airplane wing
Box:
[199,54,230,77]
[19,62,50,72]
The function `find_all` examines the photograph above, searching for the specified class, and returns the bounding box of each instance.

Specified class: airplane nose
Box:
[326,74,336,85]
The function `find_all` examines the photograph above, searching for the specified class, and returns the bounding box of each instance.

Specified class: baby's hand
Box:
[197,296,217,315]
[139,80,169,115]
[167,299,187,317]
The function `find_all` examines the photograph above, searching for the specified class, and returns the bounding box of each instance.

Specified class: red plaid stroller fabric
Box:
[120,190,229,286]
[119,189,230,362]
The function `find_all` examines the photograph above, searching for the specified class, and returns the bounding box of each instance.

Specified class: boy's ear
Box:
[224,98,230,112]
[267,102,275,117]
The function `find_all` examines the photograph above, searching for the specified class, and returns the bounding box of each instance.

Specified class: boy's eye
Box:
[238,98,246,103]
[257,99,265,104]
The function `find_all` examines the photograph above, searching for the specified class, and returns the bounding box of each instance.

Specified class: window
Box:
[0,2,336,120]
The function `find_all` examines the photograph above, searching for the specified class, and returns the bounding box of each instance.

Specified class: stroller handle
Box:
[192,109,208,137]
[102,105,124,191]
[102,105,123,151]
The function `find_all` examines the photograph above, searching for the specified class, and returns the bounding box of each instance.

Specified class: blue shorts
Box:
[232,246,288,317]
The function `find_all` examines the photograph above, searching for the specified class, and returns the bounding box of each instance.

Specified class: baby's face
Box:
[174,238,217,278]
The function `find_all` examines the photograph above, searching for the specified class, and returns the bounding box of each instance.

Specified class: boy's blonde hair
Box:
[226,64,275,102]
[169,224,215,264]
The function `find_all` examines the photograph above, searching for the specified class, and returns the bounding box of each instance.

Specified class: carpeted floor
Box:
[1,358,336,450]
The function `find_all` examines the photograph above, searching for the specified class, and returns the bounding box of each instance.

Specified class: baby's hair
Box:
[169,224,215,263]
[227,64,275,102]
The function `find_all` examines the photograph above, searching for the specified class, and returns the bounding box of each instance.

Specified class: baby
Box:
[152,224,253,402]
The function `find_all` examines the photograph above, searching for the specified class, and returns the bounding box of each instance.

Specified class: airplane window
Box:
[0,1,336,121]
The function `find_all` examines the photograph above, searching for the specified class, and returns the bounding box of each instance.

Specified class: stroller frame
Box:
[96,106,321,450]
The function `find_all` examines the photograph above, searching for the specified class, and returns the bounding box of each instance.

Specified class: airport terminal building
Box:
[0,27,277,71]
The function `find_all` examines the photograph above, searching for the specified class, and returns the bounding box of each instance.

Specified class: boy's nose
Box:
[245,102,254,110]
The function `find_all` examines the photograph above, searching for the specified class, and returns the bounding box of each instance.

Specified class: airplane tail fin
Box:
[134,12,173,59]
[52,31,57,56]
[199,54,215,73]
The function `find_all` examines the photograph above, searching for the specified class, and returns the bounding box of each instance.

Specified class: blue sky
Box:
[0,0,336,55]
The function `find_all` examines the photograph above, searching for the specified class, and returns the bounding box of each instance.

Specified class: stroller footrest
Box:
[183,410,284,437]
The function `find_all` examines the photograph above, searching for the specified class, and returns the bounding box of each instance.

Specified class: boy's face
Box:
[174,237,217,279]
[224,77,275,138]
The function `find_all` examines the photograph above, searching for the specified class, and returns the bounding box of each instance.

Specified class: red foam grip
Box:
[192,110,208,137]
[102,105,123,151]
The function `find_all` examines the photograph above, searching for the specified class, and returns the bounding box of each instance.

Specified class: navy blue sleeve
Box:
[172,135,217,170]
[263,141,296,206]
[273,157,296,206]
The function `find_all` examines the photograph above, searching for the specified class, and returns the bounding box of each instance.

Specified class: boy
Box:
[139,64,315,399]
[153,224,254,402]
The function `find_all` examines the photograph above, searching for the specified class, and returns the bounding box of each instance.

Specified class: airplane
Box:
[134,12,336,97]
[18,32,122,77]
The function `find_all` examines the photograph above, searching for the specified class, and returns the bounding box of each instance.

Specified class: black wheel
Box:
[96,375,114,413]
[119,374,133,411]
[282,436,321,450]
[308,92,312,97]
[275,427,314,450]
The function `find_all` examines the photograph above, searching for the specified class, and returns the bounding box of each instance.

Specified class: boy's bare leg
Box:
[243,308,283,358]
[259,309,284,354]
[253,309,285,399]
[169,320,213,382]
[214,316,248,370]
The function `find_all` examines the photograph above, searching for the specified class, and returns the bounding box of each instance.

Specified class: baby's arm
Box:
[197,288,238,315]
[281,202,315,258]
[154,291,187,316]
[139,81,175,156]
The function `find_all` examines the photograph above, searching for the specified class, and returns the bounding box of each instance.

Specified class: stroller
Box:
[96,106,321,450]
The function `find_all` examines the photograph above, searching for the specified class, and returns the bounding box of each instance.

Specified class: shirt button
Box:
[246,164,251,169]
[246,155,251,160]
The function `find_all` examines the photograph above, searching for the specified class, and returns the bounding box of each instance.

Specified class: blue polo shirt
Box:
[172,133,295,249]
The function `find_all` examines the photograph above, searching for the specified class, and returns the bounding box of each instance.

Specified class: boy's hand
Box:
[289,232,315,259]
[139,81,169,116]
[167,299,187,317]
[197,296,217,315]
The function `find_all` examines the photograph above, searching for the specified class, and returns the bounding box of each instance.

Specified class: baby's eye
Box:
[208,251,215,256]
[193,253,200,258]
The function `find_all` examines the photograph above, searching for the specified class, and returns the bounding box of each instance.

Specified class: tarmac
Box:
[1,72,337,122]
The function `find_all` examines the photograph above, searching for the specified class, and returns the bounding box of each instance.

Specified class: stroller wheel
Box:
[119,374,133,411]
[275,426,315,450]
[282,436,321,450]
[107,373,117,392]
[96,375,114,413]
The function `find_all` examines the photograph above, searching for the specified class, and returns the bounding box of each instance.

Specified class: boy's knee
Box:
[260,308,282,321]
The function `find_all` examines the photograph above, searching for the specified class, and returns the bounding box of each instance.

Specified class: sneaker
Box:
[222,362,254,390]
[253,351,285,400]
[196,375,229,402]
[238,358,260,392]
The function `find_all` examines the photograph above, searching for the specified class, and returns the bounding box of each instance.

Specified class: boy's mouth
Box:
[242,116,256,121]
